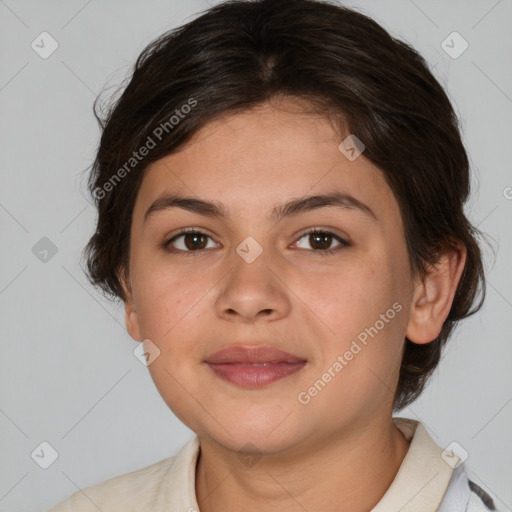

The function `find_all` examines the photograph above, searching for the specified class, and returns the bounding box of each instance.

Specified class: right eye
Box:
[165,228,219,253]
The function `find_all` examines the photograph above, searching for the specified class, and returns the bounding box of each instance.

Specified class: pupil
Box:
[311,232,331,250]
[185,233,206,250]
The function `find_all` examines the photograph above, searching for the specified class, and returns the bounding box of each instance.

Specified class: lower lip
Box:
[206,362,306,388]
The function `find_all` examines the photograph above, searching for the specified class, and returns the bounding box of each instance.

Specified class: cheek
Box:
[304,251,405,374]
[146,359,200,431]
[298,253,391,331]
[133,264,206,341]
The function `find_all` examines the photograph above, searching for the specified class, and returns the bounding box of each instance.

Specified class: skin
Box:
[119,97,467,512]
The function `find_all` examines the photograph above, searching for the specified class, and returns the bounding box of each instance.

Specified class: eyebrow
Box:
[143,191,377,224]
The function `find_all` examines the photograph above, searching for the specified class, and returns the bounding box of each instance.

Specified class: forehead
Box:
[133,101,401,227]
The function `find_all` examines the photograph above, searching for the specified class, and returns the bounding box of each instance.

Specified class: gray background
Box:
[0,0,511,510]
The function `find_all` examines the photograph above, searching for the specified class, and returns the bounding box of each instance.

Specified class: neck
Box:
[195,417,411,512]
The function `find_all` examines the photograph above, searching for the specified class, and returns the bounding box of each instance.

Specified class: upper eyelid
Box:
[298,227,348,239]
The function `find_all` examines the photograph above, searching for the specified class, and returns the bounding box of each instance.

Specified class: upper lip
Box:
[205,345,306,364]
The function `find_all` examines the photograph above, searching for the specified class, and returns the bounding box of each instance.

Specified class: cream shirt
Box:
[47,417,498,511]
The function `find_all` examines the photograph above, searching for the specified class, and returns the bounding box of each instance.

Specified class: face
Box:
[122,99,418,455]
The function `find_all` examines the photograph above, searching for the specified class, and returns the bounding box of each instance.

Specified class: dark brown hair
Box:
[82,0,487,411]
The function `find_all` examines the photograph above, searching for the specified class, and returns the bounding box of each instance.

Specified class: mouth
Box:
[204,345,307,388]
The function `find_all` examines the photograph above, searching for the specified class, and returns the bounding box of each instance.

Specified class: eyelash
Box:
[162,227,350,256]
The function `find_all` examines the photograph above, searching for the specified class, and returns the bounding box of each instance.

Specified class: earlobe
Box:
[117,268,142,342]
[406,242,467,344]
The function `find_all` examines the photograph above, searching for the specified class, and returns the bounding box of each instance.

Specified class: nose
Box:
[214,246,292,323]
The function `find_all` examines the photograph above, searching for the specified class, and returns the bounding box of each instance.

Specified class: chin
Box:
[197,414,309,456]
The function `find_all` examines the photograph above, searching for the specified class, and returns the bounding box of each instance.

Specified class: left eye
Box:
[294,229,349,254]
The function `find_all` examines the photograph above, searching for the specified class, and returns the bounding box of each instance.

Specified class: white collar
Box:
[371,417,455,511]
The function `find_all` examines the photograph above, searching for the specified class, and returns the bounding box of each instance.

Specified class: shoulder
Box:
[47,455,176,512]
[438,463,502,512]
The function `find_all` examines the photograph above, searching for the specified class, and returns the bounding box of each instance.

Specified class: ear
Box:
[117,268,142,342]
[406,242,467,344]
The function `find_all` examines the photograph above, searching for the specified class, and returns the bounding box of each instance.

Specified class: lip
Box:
[205,345,305,364]
[204,345,307,388]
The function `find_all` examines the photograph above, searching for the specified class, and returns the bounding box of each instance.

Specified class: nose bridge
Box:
[235,234,266,266]
[229,232,275,291]
[215,233,290,321]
